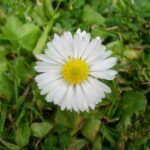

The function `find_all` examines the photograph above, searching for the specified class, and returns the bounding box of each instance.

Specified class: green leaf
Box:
[0,73,12,100]
[124,48,141,60]
[107,40,124,54]
[0,105,7,137]
[122,91,147,117]
[100,124,116,146]
[31,122,52,138]
[0,60,12,100]
[68,139,87,150]
[2,16,22,44]
[42,135,58,150]
[2,16,40,51]
[91,27,116,40]
[55,109,81,128]
[113,0,126,11]
[92,136,102,150]
[82,5,105,26]
[32,4,48,26]
[18,23,41,51]
[33,19,54,54]
[81,119,101,141]
[71,0,85,9]
[0,138,21,150]
[142,51,150,66]
[0,58,7,73]
[15,123,31,146]
[43,0,54,19]
[12,57,35,84]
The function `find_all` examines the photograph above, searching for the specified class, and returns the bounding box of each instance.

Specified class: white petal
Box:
[36,60,58,67]
[52,38,68,59]
[90,70,117,80]
[98,80,111,93]
[35,54,54,63]
[39,78,63,95]
[77,36,91,58]
[37,75,61,87]
[81,37,102,60]
[88,77,111,94]
[60,85,78,111]
[34,64,61,73]
[53,83,68,105]
[87,77,106,98]
[45,51,65,65]
[45,80,68,103]
[46,43,66,63]
[90,57,117,72]
[87,49,112,64]
[85,45,106,63]
[35,72,60,84]
[73,32,81,58]
[75,85,89,111]
[76,28,90,40]
[35,60,62,73]
[81,81,100,109]
[72,29,91,59]
[61,32,74,57]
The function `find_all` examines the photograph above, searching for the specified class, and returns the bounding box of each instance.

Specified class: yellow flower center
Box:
[62,59,89,84]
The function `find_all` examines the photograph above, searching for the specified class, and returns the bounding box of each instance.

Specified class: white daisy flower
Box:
[34,28,117,112]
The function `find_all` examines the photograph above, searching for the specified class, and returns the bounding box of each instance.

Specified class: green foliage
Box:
[15,122,31,146]
[82,5,105,26]
[31,122,52,138]
[2,16,41,51]
[0,0,150,149]
[82,119,101,141]
[122,91,147,117]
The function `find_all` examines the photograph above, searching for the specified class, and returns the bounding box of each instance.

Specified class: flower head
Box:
[35,29,117,112]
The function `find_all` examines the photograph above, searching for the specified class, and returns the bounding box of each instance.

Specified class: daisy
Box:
[34,28,117,112]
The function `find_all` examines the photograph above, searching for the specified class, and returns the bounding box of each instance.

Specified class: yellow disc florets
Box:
[62,59,89,84]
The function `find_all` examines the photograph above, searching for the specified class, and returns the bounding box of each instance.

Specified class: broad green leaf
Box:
[2,16,41,51]
[55,109,81,128]
[68,139,87,150]
[33,20,54,54]
[2,16,22,43]
[18,23,41,51]
[0,73,12,100]
[100,124,116,146]
[81,119,101,141]
[15,123,31,146]
[0,59,12,100]
[82,5,105,26]
[71,0,85,9]
[31,122,52,138]
[12,57,35,84]
[92,27,116,40]
[0,58,7,73]
[120,91,147,127]
[107,40,124,54]
[43,0,54,19]
[32,4,48,26]
[92,136,102,150]
[0,138,21,150]
[142,51,150,66]
[124,48,141,60]
[122,91,147,117]
[113,0,126,11]
[42,135,58,150]
[135,0,150,17]
[0,105,7,137]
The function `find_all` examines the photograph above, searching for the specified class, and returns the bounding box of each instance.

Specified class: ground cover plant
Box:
[0,0,150,149]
